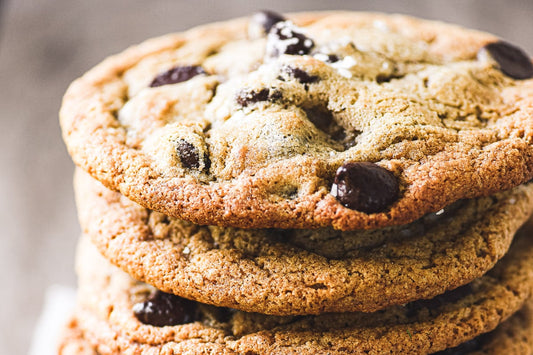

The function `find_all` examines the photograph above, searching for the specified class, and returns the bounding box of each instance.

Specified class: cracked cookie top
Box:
[60,11,533,230]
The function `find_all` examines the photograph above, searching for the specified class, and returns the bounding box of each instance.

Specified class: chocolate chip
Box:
[266,21,314,57]
[478,41,533,79]
[238,88,268,105]
[251,10,285,34]
[236,88,282,107]
[331,162,399,213]
[326,54,340,63]
[150,65,206,87]
[283,66,319,84]
[375,73,405,84]
[176,140,200,169]
[133,291,198,327]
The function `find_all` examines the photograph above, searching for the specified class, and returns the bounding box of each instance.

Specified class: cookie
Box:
[434,304,533,355]
[60,230,533,354]
[58,302,533,355]
[57,321,98,355]
[74,169,533,315]
[60,11,533,230]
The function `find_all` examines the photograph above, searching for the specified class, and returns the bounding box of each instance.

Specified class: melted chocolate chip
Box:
[375,73,406,84]
[283,66,319,84]
[238,88,268,105]
[478,41,533,79]
[133,291,198,327]
[267,21,314,57]
[331,162,399,213]
[176,140,200,169]
[251,10,286,34]
[326,54,340,63]
[236,88,282,107]
[150,65,206,87]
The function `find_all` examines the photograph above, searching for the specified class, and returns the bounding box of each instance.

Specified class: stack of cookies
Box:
[58,11,533,354]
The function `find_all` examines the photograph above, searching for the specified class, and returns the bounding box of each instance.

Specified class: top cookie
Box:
[60,11,533,230]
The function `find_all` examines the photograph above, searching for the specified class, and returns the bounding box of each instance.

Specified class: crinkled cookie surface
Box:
[60,11,533,230]
[59,231,533,355]
[59,302,533,355]
[75,169,533,315]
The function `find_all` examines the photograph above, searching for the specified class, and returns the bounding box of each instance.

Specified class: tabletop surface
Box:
[2,0,533,353]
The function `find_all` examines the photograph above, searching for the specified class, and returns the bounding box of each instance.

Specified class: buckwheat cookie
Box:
[74,169,533,315]
[61,231,533,354]
[60,11,533,230]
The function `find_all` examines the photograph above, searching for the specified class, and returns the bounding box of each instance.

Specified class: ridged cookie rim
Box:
[64,229,533,354]
[75,169,533,315]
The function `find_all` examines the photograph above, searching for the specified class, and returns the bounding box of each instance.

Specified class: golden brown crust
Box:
[467,303,533,354]
[75,169,533,315]
[66,228,533,354]
[58,302,533,355]
[60,12,533,230]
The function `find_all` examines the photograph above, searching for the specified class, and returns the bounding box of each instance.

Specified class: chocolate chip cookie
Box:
[59,302,533,355]
[59,229,533,354]
[74,169,533,315]
[60,11,533,230]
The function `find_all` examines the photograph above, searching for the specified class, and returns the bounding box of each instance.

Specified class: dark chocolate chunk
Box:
[150,65,206,87]
[236,88,269,106]
[478,41,533,79]
[331,162,399,213]
[176,140,200,169]
[325,54,340,63]
[133,291,198,327]
[283,66,319,84]
[236,88,282,107]
[251,10,286,34]
[267,21,314,57]
[375,73,405,84]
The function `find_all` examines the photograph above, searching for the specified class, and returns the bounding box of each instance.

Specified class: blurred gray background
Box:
[1,0,533,354]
